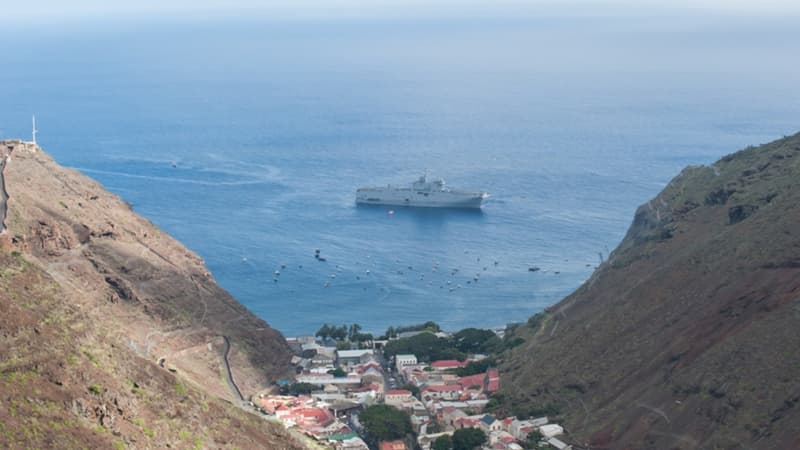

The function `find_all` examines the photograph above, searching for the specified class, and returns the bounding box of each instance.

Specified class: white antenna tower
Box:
[32,115,38,144]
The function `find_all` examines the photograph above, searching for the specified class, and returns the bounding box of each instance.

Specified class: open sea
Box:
[1,11,799,336]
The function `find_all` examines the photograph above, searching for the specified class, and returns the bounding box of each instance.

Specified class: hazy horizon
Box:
[5,0,800,24]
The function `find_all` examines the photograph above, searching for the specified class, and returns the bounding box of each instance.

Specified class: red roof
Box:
[424,384,461,392]
[385,389,412,396]
[487,369,500,392]
[379,440,407,450]
[431,359,468,369]
[455,418,479,427]
[459,373,486,389]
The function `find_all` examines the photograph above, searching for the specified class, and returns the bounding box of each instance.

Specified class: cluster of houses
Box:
[266,335,571,450]
[389,356,569,450]
[255,394,370,449]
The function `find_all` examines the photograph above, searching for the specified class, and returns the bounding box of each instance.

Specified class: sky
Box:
[3,0,800,23]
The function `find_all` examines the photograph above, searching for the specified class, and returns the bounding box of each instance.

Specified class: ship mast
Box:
[31,115,37,144]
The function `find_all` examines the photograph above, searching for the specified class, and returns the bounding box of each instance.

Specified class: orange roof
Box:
[379,440,406,450]
[424,384,461,392]
[459,373,486,389]
[385,389,412,396]
[431,359,468,369]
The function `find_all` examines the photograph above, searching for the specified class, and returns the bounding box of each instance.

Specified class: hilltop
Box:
[498,133,800,449]
[0,141,303,449]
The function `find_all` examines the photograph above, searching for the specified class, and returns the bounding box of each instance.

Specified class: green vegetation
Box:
[282,382,318,396]
[402,383,420,398]
[384,332,465,362]
[359,404,412,446]
[88,384,103,396]
[454,358,495,377]
[316,323,374,344]
[452,427,487,450]
[383,323,522,363]
[384,321,441,339]
[174,383,187,396]
[432,434,452,450]
[82,349,100,367]
[452,328,503,354]
[521,430,545,449]
[527,312,546,330]
[327,368,346,377]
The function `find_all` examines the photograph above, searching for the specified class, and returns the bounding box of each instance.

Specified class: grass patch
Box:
[175,383,187,396]
[82,349,100,367]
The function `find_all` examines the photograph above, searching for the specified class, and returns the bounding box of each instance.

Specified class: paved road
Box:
[0,157,8,233]
[222,336,245,402]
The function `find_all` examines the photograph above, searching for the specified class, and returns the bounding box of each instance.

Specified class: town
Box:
[246,322,571,450]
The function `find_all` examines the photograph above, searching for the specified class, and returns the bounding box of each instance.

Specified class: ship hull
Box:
[355,188,487,209]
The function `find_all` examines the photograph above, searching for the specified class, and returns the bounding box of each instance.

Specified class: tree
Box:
[348,323,362,341]
[288,382,317,396]
[384,332,463,362]
[327,367,347,377]
[522,430,545,449]
[432,434,452,450]
[452,428,486,450]
[453,328,503,354]
[402,383,420,399]
[332,325,348,341]
[316,323,332,340]
[360,405,412,446]
[423,321,441,332]
[454,358,494,377]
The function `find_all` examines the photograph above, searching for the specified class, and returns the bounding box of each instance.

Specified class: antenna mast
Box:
[32,115,38,144]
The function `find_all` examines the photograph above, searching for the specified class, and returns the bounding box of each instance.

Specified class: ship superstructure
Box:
[356,173,488,208]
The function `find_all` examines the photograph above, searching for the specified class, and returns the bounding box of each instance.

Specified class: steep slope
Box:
[0,141,303,448]
[500,133,800,449]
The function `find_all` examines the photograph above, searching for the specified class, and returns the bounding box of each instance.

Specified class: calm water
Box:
[1,14,799,336]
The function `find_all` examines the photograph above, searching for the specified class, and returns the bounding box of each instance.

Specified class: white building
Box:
[395,354,418,369]
[539,424,564,438]
[337,349,375,367]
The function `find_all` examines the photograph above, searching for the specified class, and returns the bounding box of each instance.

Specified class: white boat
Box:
[356,172,488,209]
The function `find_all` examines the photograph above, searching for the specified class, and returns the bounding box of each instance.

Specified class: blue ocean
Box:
[1,12,799,336]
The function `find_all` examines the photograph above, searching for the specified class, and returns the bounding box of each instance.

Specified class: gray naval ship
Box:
[356,172,489,208]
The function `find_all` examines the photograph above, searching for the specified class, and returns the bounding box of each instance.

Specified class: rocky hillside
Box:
[0,141,303,449]
[499,133,800,449]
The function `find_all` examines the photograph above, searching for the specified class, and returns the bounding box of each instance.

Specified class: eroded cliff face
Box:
[500,133,800,449]
[0,141,302,448]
